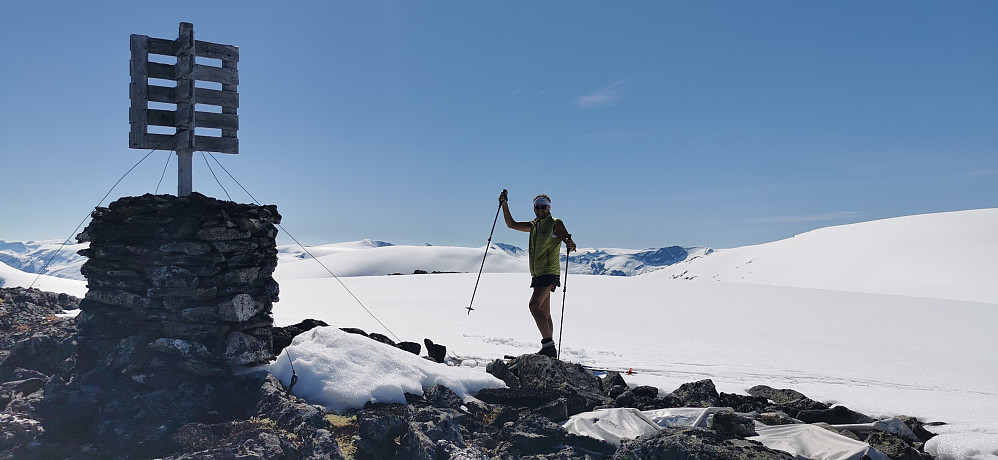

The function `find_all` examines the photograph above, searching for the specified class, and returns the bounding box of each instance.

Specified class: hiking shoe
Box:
[537,343,557,358]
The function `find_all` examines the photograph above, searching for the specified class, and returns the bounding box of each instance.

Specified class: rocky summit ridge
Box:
[1,286,940,459]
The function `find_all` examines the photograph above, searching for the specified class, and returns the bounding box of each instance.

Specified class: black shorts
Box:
[530,274,561,291]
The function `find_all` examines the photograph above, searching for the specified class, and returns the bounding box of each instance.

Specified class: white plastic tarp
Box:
[750,423,888,460]
[562,407,889,460]
[561,408,661,446]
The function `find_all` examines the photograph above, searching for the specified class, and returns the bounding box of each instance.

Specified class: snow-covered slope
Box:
[0,240,87,281]
[652,209,998,304]
[0,259,87,297]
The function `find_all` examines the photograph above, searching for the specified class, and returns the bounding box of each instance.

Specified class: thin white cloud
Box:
[576,80,626,108]
[747,211,864,224]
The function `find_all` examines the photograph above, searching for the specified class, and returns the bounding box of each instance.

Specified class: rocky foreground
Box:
[1,286,940,459]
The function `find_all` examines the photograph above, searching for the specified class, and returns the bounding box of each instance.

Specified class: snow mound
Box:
[652,209,998,303]
[925,426,998,460]
[263,326,506,412]
[0,259,87,298]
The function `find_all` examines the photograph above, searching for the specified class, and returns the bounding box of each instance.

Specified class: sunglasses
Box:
[534,205,550,210]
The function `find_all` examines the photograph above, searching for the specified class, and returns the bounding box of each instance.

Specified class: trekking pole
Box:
[557,249,570,360]
[467,189,506,314]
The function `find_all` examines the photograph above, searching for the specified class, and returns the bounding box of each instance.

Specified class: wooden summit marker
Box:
[129,22,239,197]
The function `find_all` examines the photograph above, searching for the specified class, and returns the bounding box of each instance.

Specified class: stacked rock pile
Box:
[75,192,281,380]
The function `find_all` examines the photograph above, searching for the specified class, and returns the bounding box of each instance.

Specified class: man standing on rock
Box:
[499,190,576,358]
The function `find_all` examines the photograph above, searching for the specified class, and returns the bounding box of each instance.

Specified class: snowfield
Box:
[2,208,996,459]
[653,208,998,304]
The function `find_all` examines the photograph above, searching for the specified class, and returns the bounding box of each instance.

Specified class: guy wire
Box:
[29,134,178,290]
[201,150,403,344]
[198,148,232,201]
[155,152,172,194]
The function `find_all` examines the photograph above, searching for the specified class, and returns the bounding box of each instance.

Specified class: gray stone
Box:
[424,384,464,410]
[224,331,273,367]
[218,294,262,322]
[486,358,520,389]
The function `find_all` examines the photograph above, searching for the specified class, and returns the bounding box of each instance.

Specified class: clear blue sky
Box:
[2,1,995,249]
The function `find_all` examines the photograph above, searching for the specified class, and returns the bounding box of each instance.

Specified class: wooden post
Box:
[175,22,196,197]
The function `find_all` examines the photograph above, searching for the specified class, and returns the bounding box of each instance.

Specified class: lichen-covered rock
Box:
[671,379,721,408]
[866,430,933,460]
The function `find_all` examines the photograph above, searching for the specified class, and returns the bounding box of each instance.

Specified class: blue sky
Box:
[1,1,995,249]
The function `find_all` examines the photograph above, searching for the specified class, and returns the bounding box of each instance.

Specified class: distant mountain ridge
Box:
[1,238,704,280]
[0,240,88,281]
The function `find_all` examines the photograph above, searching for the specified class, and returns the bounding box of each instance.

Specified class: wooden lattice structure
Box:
[129,22,239,196]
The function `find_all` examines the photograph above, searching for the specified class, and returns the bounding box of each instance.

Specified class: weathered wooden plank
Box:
[194,111,238,131]
[147,85,176,104]
[142,133,179,151]
[194,135,238,154]
[221,59,238,140]
[147,62,175,80]
[194,87,238,108]
[147,37,175,56]
[129,34,150,149]
[195,40,239,62]
[146,109,176,127]
[192,64,238,85]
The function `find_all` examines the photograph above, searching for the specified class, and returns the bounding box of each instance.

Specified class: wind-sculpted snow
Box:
[653,208,998,304]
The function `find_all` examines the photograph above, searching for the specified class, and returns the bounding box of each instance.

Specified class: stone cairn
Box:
[75,193,281,382]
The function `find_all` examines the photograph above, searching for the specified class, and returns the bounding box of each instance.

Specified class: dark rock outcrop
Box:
[748,384,829,416]
[613,426,796,460]
[796,405,875,425]
[272,318,329,355]
[491,354,611,416]
[672,379,722,408]
[0,283,946,460]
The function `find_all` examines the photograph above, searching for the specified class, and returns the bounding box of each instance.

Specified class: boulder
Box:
[486,358,520,389]
[671,379,721,408]
[747,385,828,416]
[273,319,329,355]
[866,430,933,460]
[424,338,447,363]
[613,426,797,460]
[711,409,759,439]
[355,402,411,459]
[504,354,610,415]
[796,405,874,425]
[396,341,421,355]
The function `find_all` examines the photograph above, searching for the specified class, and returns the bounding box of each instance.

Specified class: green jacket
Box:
[529,215,563,277]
